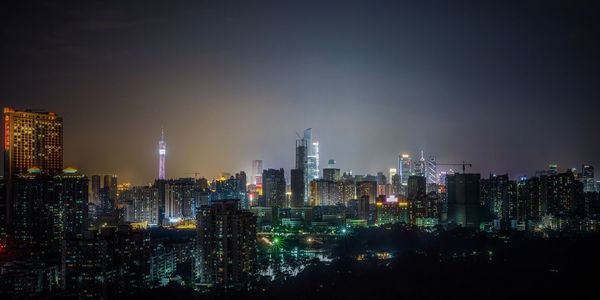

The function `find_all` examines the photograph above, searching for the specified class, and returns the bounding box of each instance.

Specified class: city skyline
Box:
[1,1,600,298]
[1,0,599,185]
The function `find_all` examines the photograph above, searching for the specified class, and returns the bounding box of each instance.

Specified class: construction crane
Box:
[437,161,473,173]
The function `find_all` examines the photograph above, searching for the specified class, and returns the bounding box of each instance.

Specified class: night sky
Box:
[1,0,599,184]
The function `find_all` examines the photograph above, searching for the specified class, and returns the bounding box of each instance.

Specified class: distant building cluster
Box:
[1,107,599,298]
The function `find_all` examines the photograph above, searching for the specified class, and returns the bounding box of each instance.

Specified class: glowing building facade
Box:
[158,129,166,180]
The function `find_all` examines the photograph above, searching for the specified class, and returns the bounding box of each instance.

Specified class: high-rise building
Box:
[262,168,286,207]
[3,107,63,236]
[122,185,160,225]
[55,168,89,239]
[426,155,438,191]
[158,129,166,180]
[290,169,305,208]
[391,174,401,195]
[195,200,256,289]
[91,175,101,205]
[582,164,595,192]
[544,171,584,218]
[305,128,319,182]
[11,167,89,253]
[407,175,427,224]
[358,195,370,222]
[164,178,198,221]
[62,225,151,299]
[101,175,118,211]
[251,160,263,187]
[446,173,481,228]
[356,180,377,204]
[413,151,426,177]
[310,179,341,206]
[322,168,341,181]
[12,169,61,253]
[296,132,308,204]
[398,154,412,186]
[480,174,517,229]
[389,168,397,184]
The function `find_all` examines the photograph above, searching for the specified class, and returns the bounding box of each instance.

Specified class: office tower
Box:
[407,175,427,224]
[91,175,101,205]
[356,180,377,204]
[62,225,151,299]
[55,168,89,239]
[251,160,263,187]
[391,174,401,195]
[389,168,397,184]
[413,151,426,177]
[295,132,308,204]
[323,167,341,181]
[196,200,256,289]
[101,175,118,211]
[310,179,342,206]
[235,171,248,208]
[290,169,304,208]
[426,155,438,191]
[3,108,63,236]
[582,164,595,192]
[358,195,370,222]
[446,173,481,228]
[262,168,286,207]
[304,128,319,182]
[398,154,412,186]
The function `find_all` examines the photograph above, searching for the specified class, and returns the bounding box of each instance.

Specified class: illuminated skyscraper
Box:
[3,107,63,236]
[398,154,412,186]
[413,151,426,177]
[389,168,397,184]
[426,155,437,185]
[296,131,308,204]
[582,164,595,192]
[158,129,166,180]
[305,128,319,181]
[91,175,101,205]
[262,168,286,207]
[251,160,263,187]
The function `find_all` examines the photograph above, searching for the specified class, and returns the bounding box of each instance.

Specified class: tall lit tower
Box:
[398,154,412,186]
[305,128,319,181]
[158,129,166,180]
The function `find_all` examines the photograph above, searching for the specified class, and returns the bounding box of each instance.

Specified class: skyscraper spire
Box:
[158,128,166,180]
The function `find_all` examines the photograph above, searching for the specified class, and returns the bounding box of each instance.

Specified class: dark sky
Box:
[1,0,599,184]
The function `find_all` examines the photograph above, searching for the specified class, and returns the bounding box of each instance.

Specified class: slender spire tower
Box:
[158,128,166,180]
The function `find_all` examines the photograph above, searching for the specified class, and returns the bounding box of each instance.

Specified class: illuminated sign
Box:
[386,196,398,203]
[4,116,9,150]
